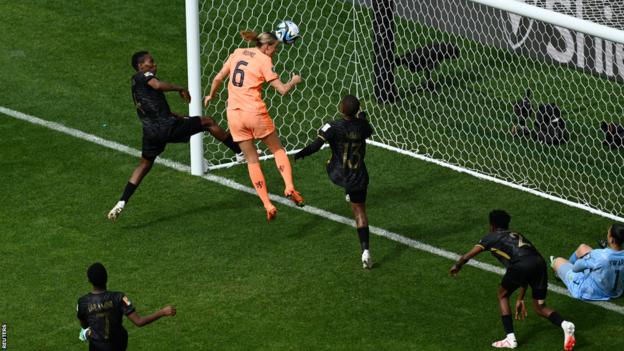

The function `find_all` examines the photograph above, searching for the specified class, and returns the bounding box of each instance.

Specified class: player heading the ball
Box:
[204,30,303,222]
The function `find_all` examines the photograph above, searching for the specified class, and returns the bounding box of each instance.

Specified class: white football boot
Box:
[562,321,576,351]
[235,152,246,163]
[361,249,372,269]
[107,201,125,222]
[236,149,262,163]
[491,336,517,349]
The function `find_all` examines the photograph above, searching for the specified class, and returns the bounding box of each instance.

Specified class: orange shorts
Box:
[227,109,276,142]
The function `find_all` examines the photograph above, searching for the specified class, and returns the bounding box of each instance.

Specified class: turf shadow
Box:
[118,196,245,229]
[374,242,409,269]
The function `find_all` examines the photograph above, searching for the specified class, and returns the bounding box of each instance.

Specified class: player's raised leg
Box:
[239,139,277,221]
[108,157,154,222]
[262,131,304,206]
[200,116,241,154]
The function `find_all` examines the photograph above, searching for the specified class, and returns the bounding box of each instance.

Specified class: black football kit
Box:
[477,229,549,299]
[131,70,204,161]
[77,291,135,351]
[296,112,373,203]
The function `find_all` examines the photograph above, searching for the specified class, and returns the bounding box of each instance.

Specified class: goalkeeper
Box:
[295,95,374,269]
[551,223,624,301]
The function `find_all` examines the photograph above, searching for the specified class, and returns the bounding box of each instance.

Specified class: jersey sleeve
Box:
[260,57,279,83]
[573,250,605,272]
[223,53,234,73]
[76,300,85,320]
[118,293,136,316]
[142,71,156,83]
[477,233,496,250]
[318,122,334,142]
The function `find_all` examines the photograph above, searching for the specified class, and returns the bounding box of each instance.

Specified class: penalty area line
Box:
[2,105,624,316]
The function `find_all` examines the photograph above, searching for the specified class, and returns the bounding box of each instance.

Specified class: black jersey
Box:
[77,291,135,350]
[131,71,175,133]
[477,229,542,268]
[318,115,373,191]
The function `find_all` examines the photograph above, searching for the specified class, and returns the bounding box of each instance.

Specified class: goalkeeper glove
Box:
[597,239,608,249]
[79,327,91,342]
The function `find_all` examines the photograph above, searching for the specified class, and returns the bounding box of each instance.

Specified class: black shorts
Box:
[501,255,548,300]
[89,331,128,351]
[89,340,127,351]
[142,117,204,161]
[346,186,368,204]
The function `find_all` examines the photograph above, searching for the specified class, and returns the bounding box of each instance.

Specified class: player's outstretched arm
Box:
[269,74,302,96]
[204,65,230,107]
[147,79,190,103]
[127,305,176,327]
[449,245,484,276]
[294,137,324,161]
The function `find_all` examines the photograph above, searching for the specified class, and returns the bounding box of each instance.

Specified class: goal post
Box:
[188,0,624,221]
[185,0,204,176]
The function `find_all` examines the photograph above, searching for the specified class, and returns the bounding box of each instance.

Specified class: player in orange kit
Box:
[204,31,303,222]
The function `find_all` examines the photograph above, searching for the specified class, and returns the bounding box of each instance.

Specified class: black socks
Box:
[547,311,564,327]
[357,226,369,251]
[223,134,241,154]
[120,182,138,203]
[501,314,514,334]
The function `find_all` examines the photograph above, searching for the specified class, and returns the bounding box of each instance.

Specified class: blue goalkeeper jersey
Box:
[573,248,624,300]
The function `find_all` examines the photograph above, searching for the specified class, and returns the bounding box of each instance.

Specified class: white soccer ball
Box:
[275,20,300,45]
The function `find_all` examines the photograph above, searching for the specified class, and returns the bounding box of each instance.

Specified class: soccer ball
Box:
[275,20,300,44]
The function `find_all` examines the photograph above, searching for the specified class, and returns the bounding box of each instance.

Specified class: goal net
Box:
[194,0,624,220]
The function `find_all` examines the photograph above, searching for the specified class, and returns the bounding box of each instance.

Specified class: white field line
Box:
[2,105,623,315]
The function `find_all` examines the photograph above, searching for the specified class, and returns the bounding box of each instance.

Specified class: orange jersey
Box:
[225,47,279,113]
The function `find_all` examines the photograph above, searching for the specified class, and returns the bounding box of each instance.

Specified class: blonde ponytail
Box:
[240,30,259,43]
[240,30,278,47]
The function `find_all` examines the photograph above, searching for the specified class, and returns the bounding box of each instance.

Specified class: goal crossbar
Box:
[469,0,624,45]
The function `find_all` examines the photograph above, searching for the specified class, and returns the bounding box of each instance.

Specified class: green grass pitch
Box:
[1,1,623,350]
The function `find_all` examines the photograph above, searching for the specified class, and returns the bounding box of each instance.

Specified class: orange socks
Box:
[247,149,295,211]
[247,162,273,210]
[273,148,295,193]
